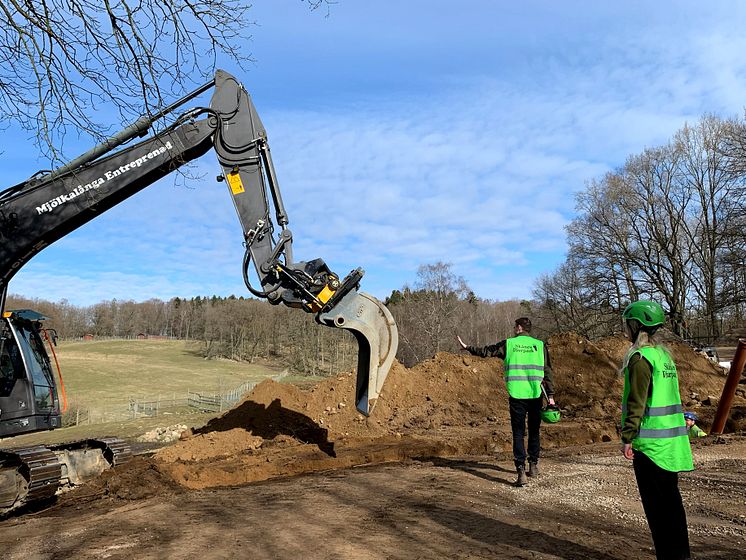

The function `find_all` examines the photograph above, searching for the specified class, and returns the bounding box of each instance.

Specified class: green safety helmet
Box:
[622,300,666,327]
[541,404,561,424]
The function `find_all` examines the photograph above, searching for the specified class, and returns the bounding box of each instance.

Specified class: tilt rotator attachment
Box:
[210,70,398,415]
[239,244,399,417]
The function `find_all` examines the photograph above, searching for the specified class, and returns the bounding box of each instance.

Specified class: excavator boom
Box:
[209,71,398,414]
[0,70,398,417]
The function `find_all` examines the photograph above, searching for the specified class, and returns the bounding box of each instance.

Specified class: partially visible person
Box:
[684,411,707,439]
[620,300,693,560]
[457,317,555,487]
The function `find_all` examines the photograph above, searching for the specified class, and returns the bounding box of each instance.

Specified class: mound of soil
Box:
[108,333,740,495]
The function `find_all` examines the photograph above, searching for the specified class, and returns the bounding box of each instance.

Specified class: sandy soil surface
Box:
[1,334,745,559]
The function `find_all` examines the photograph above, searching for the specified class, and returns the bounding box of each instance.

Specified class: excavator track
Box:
[89,437,133,467]
[0,437,131,516]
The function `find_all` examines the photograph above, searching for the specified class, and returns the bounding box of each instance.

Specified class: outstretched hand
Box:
[456,335,467,350]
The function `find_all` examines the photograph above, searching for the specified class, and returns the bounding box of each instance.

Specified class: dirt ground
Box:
[2,334,745,559]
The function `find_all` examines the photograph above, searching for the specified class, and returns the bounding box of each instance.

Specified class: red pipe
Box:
[711,339,746,434]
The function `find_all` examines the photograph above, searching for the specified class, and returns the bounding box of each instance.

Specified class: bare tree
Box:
[0,0,331,158]
[719,218,746,323]
[718,115,746,324]
[387,262,472,366]
[673,116,746,337]
[567,173,643,319]
[532,255,619,338]
[540,114,746,341]
[722,111,746,175]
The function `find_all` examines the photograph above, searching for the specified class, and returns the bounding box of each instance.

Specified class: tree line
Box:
[384,262,529,367]
[12,240,741,378]
[6,263,534,372]
[6,293,360,376]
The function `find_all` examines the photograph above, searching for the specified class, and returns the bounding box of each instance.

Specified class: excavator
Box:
[0,70,398,515]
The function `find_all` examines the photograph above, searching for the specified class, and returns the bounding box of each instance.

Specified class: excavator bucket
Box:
[317,291,398,416]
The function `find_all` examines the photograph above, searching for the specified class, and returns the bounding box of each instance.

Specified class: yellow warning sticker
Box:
[227,172,245,195]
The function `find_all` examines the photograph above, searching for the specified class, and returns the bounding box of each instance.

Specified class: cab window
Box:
[14,324,55,410]
[0,323,27,397]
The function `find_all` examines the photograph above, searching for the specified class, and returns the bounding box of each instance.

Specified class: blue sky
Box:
[6,1,746,306]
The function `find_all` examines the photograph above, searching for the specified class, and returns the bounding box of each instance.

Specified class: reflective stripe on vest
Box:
[637,426,689,438]
[504,336,544,399]
[621,403,683,416]
[621,346,693,472]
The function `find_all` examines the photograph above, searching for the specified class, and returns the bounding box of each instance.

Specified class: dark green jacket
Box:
[621,352,651,444]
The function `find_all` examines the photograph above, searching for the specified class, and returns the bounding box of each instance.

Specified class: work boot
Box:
[515,465,528,487]
[527,462,539,477]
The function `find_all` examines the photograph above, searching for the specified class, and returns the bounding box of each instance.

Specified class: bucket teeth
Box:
[317,290,398,415]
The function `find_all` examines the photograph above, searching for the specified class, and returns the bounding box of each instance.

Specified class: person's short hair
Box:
[515,317,532,332]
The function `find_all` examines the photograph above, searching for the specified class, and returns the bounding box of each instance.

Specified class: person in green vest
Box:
[684,411,707,439]
[457,317,555,487]
[621,300,693,560]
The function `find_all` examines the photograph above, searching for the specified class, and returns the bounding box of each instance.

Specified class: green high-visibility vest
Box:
[622,346,694,472]
[504,336,545,399]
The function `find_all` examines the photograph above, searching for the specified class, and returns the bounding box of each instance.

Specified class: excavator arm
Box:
[0,70,397,416]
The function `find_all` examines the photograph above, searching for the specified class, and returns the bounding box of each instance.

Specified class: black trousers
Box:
[508,396,542,468]
[633,450,691,560]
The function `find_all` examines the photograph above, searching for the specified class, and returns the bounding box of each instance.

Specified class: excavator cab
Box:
[0,310,130,517]
[0,310,61,437]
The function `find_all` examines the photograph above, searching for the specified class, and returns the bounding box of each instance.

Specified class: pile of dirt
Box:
[115,333,740,494]
[549,333,729,420]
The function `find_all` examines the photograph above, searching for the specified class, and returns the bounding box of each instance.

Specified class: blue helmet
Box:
[683,412,698,421]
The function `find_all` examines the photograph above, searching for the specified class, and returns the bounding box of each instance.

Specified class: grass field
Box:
[1,338,329,448]
[55,338,286,408]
